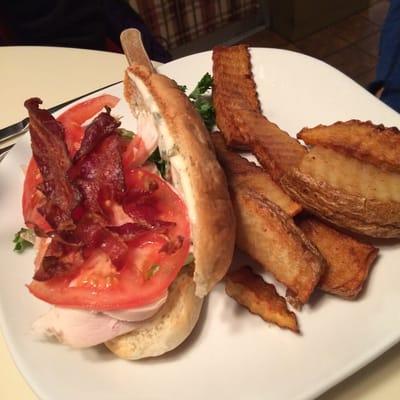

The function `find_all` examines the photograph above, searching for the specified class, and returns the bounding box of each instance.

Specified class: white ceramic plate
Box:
[1,48,400,400]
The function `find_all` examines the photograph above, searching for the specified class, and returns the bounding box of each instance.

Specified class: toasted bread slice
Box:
[226,266,299,332]
[298,120,400,173]
[298,216,378,298]
[232,188,325,306]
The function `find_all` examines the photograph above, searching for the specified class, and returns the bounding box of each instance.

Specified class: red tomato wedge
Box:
[122,114,159,170]
[57,94,119,156]
[22,94,119,232]
[122,135,148,171]
[28,169,190,310]
[22,158,51,233]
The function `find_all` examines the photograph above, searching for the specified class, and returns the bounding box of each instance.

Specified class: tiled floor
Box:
[243,0,390,88]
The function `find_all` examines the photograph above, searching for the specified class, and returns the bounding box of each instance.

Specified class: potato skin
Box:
[298,120,400,174]
[281,168,400,238]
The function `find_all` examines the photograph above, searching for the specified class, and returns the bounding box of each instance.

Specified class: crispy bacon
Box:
[68,134,126,216]
[25,98,81,231]
[74,214,128,269]
[122,183,161,224]
[33,240,83,281]
[160,235,184,255]
[27,98,180,282]
[73,111,120,162]
[108,220,175,241]
[35,214,129,281]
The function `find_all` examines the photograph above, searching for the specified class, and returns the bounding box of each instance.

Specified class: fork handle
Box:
[0,124,29,144]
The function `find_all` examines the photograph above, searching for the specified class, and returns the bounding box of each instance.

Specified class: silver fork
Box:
[0,80,122,161]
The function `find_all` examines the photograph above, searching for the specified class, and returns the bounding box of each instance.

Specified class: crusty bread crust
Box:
[105,266,203,359]
[124,64,236,297]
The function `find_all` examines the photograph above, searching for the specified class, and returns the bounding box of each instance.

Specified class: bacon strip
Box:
[75,214,128,270]
[25,98,81,231]
[108,220,175,240]
[33,239,83,281]
[122,183,162,225]
[35,213,130,281]
[26,100,128,280]
[73,111,121,162]
[68,134,126,216]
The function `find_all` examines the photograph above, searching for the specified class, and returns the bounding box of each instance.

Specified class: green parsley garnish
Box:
[188,73,215,130]
[146,264,160,280]
[189,73,213,100]
[148,148,168,178]
[13,228,35,253]
[193,96,215,131]
[117,128,135,139]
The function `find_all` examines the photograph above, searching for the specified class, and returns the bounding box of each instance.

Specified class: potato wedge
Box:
[232,188,325,306]
[213,45,261,149]
[281,146,400,238]
[212,44,307,174]
[251,116,307,181]
[298,216,378,298]
[211,132,302,216]
[298,120,400,173]
[299,147,400,203]
[226,266,299,332]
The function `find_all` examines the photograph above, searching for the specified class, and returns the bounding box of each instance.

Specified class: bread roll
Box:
[124,64,236,296]
[107,64,236,359]
[106,266,202,360]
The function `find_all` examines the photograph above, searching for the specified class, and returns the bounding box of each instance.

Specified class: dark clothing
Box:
[369,0,400,112]
[0,0,171,63]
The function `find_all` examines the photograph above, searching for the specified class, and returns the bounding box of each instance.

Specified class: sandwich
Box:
[21,64,235,360]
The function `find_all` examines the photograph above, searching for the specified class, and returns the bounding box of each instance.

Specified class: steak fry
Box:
[211,132,302,216]
[298,120,400,173]
[213,44,260,149]
[226,267,299,332]
[298,216,378,298]
[212,45,260,112]
[250,116,307,181]
[212,45,307,178]
[232,188,325,306]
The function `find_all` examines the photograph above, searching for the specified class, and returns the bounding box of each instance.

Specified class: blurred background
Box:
[0,0,389,88]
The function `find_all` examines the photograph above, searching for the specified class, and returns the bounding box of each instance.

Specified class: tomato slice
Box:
[27,169,191,310]
[22,158,51,232]
[24,96,191,310]
[22,94,120,231]
[122,135,148,170]
[122,114,159,170]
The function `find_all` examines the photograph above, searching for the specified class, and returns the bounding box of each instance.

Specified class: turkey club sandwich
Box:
[21,64,235,359]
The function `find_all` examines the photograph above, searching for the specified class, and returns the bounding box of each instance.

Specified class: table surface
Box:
[1,45,400,400]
